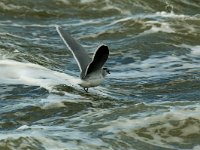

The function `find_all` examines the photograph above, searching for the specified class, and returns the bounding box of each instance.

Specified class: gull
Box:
[56,26,110,92]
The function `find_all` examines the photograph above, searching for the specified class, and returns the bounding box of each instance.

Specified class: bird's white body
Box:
[79,70,105,88]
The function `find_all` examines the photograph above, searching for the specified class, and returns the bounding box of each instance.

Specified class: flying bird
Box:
[56,26,110,92]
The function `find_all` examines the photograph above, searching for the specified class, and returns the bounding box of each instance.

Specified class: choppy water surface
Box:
[1,0,200,149]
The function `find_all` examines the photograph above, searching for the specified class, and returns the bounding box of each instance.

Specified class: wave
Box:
[1,0,199,19]
[0,59,79,91]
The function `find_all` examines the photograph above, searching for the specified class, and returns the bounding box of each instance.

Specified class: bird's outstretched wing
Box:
[56,26,91,77]
[85,45,109,77]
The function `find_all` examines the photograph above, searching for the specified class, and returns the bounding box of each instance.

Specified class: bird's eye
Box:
[106,69,110,74]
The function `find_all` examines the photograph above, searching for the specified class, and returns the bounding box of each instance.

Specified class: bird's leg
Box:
[84,88,88,93]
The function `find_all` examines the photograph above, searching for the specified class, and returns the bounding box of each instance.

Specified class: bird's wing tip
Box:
[56,25,61,31]
[97,44,109,53]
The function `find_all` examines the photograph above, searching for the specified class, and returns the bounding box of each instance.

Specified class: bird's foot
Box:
[84,88,88,93]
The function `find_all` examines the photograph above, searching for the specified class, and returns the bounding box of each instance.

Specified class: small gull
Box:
[56,26,110,92]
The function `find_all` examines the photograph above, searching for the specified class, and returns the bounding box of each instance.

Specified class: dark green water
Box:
[1,0,200,149]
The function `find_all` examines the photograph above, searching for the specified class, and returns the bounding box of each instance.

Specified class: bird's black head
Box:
[103,67,110,74]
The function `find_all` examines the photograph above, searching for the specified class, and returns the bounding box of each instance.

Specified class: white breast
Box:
[79,71,104,88]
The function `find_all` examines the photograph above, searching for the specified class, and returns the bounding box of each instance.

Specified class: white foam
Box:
[2,123,108,150]
[155,11,187,19]
[193,145,200,150]
[80,0,96,4]
[0,132,68,150]
[56,0,70,5]
[112,55,181,80]
[135,21,175,37]
[99,103,200,149]
[0,59,80,92]
[184,45,200,56]
[40,94,84,109]
[0,2,29,11]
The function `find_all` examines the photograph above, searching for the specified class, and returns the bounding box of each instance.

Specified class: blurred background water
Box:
[0,0,200,149]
